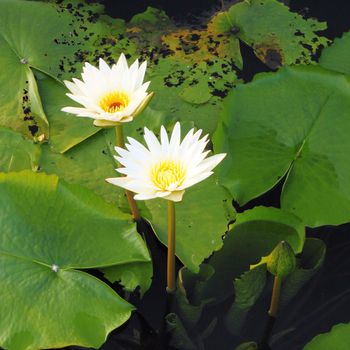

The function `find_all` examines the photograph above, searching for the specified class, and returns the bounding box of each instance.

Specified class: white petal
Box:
[169,122,181,149]
[105,176,131,189]
[61,106,96,118]
[155,191,172,198]
[144,127,162,156]
[125,138,151,160]
[134,193,158,200]
[135,60,147,88]
[63,80,82,95]
[188,153,226,178]
[163,190,185,202]
[99,58,111,75]
[160,125,169,146]
[179,171,214,190]
[66,93,98,110]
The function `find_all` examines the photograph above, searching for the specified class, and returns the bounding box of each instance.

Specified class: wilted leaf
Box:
[211,0,329,69]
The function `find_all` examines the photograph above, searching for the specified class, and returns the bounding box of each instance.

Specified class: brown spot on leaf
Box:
[255,43,284,69]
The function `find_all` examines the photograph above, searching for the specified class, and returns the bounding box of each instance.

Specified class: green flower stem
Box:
[268,276,281,318]
[167,200,176,293]
[260,276,282,348]
[115,125,140,222]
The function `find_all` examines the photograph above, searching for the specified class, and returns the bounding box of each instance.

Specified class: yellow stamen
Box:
[151,160,186,191]
[99,91,129,113]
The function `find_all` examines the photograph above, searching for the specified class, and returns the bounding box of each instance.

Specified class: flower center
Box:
[99,91,130,113]
[151,160,186,191]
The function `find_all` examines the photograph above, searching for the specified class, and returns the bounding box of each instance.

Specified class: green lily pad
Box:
[320,30,350,75]
[303,323,350,350]
[40,130,122,205]
[102,261,153,296]
[39,108,170,214]
[126,7,240,135]
[0,0,132,148]
[0,171,151,349]
[0,127,41,172]
[36,73,100,153]
[146,176,235,273]
[148,58,239,134]
[213,65,350,227]
[203,206,304,301]
[211,0,329,69]
[0,34,48,140]
[0,0,76,140]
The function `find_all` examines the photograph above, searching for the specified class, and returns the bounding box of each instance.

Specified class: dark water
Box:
[99,0,222,22]
[84,1,350,349]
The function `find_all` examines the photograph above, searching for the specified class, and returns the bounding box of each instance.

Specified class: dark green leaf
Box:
[203,206,304,301]
[225,265,267,335]
[175,264,215,329]
[280,238,326,308]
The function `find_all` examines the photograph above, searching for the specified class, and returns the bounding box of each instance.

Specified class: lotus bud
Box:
[266,241,296,279]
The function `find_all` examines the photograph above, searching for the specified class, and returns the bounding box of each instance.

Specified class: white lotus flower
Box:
[106,122,226,202]
[61,54,152,126]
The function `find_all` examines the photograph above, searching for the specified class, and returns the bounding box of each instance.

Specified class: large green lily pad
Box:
[146,176,235,273]
[0,171,151,349]
[213,65,350,227]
